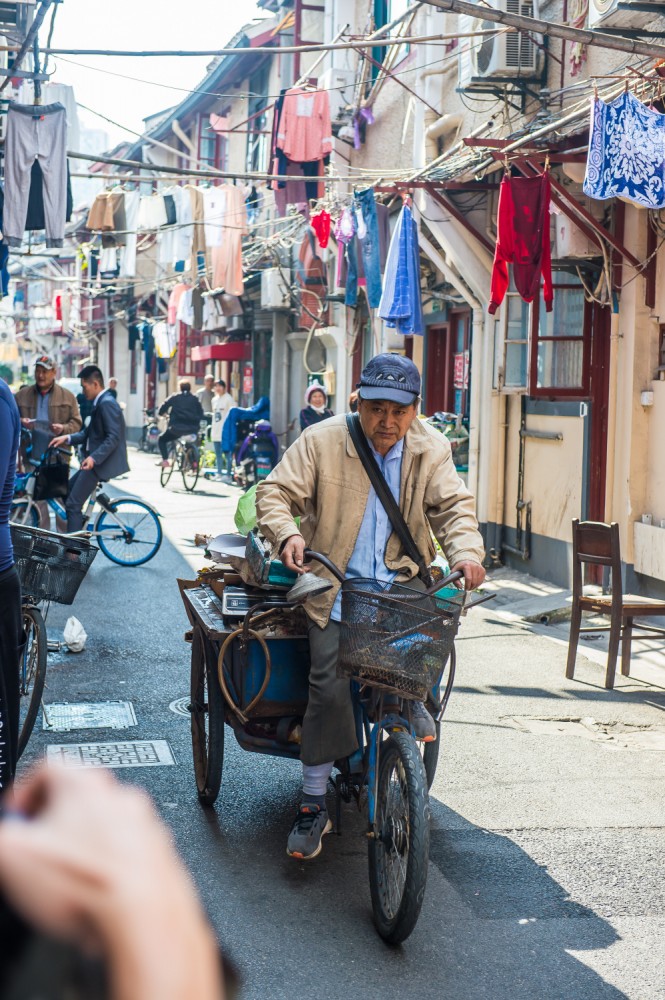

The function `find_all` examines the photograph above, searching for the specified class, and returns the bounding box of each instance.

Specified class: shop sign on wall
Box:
[453,351,469,390]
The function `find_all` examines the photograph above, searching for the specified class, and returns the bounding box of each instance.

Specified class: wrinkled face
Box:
[358,398,418,456]
[35,365,56,392]
[204,376,214,390]
[309,389,325,408]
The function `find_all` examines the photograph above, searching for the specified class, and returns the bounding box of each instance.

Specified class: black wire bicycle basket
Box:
[10,523,97,605]
[337,579,466,700]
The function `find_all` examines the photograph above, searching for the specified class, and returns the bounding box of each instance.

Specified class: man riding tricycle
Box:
[182,354,485,944]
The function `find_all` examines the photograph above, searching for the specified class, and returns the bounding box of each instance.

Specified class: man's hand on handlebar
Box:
[451,560,486,591]
[280,534,309,575]
[49,434,68,449]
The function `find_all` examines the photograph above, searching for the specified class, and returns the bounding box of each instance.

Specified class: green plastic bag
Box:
[234,484,258,536]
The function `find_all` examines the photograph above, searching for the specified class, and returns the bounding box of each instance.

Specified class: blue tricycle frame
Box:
[182,554,467,944]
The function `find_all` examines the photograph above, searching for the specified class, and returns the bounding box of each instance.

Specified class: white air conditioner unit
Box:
[260,267,291,311]
[318,66,356,122]
[459,0,544,90]
[588,0,661,30]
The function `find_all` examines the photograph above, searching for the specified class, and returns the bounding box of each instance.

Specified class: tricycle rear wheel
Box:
[368,731,430,944]
[190,626,224,806]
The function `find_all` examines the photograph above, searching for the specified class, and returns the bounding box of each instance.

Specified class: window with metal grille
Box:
[246,63,270,175]
[529,273,591,397]
[177,325,206,378]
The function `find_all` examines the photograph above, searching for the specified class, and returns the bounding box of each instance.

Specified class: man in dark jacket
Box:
[50,365,130,532]
[157,381,204,468]
[0,377,21,789]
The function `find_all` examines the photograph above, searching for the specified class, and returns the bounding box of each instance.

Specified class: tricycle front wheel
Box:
[190,626,224,806]
[368,731,431,944]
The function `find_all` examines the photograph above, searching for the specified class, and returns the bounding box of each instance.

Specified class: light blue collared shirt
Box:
[330,435,403,621]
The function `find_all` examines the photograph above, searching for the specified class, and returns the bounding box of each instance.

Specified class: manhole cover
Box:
[46,739,176,769]
[43,702,137,732]
[169,697,191,718]
[508,716,665,751]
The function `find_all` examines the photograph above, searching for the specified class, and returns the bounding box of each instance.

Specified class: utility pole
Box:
[421,0,665,61]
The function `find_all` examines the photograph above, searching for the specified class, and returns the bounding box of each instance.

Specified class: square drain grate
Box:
[43,701,137,733]
[46,740,176,769]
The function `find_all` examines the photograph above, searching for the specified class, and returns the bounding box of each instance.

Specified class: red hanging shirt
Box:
[488,172,553,315]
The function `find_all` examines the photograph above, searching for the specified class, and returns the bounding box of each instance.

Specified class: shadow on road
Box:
[188,744,626,1000]
[428,799,626,999]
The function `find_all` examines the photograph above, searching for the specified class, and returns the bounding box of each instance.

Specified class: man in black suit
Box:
[50,365,130,532]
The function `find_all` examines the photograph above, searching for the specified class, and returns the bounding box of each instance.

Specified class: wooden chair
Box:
[566,519,665,689]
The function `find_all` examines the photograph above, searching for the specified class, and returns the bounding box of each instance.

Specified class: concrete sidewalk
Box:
[482,566,665,691]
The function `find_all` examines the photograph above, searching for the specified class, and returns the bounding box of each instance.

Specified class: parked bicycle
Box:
[11,522,97,757]
[160,429,203,492]
[12,446,162,568]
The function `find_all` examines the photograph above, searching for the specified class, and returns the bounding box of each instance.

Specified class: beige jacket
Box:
[256,414,485,627]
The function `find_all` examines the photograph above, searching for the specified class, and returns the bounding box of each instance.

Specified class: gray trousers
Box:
[65,468,99,532]
[301,618,358,766]
[4,102,67,248]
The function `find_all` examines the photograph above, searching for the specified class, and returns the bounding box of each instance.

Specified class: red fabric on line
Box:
[311,210,331,249]
[488,172,553,315]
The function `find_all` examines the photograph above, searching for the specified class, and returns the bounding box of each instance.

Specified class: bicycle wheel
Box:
[95,499,162,566]
[18,606,47,758]
[160,445,176,487]
[368,731,431,944]
[10,499,39,528]
[182,444,200,492]
[190,626,224,806]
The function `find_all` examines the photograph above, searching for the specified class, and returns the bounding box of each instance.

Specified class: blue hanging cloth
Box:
[583,91,665,209]
[378,204,424,336]
[221,396,270,452]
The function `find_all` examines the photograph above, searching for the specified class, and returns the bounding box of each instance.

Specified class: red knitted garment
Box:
[488,172,553,315]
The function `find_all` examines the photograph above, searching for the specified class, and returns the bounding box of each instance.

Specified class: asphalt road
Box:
[19,449,665,1000]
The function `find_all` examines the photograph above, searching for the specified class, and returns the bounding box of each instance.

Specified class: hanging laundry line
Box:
[42,29,515,58]
[67,149,433,185]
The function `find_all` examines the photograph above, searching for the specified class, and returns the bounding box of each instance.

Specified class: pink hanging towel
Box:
[488,172,553,315]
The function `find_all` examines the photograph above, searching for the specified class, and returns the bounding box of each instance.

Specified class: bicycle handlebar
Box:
[303,549,345,583]
[303,551,467,593]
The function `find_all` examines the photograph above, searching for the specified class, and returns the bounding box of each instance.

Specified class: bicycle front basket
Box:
[337,578,465,700]
[10,523,97,605]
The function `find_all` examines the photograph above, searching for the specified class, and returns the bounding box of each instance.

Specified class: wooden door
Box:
[425,324,450,413]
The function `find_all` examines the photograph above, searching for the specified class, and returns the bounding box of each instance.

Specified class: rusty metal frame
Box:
[523,156,640,269]
[424,182,495,257]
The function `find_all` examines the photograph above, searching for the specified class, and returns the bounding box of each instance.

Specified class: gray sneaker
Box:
[287,804,332,860]
[411,701,437,742]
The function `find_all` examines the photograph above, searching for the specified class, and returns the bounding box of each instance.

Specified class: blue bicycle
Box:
[12,444,162,568]
[182,551,486,943]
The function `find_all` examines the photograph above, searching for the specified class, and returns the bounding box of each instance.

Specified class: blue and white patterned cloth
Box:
[378,204,424,336]
[584,92,665,209]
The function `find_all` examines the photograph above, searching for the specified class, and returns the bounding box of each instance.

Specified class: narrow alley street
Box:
[19,451,665,1000]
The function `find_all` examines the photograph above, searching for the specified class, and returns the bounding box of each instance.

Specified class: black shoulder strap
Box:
[346,413,433,586]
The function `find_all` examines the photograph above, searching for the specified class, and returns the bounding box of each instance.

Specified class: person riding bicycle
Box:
[49,366,129,533]
[157,381,204,469]
[256,354,486,860]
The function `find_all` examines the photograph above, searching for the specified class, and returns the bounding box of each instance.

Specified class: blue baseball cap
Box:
[357,353,421,406]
